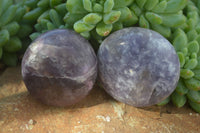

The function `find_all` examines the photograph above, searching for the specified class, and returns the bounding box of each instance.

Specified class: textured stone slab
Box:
[0,67,199,133]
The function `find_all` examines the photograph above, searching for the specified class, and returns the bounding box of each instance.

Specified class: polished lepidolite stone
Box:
[22,29,97,107]
[98,27,180,107]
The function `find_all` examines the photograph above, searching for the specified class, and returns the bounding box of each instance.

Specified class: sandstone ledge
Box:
[0,67,199,133]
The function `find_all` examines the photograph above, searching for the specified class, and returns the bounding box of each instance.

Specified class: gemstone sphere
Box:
[22,29,97,107]
[98,27,180,107]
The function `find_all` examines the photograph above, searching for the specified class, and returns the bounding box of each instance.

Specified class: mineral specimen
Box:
[22,29,97,107]
[98,27,180,107]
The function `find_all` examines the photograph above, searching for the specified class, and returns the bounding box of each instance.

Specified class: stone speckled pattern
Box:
[98,27,180,107]
[21,29,97,107]
[0,67,199,133]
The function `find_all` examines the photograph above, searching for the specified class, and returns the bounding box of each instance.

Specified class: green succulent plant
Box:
[0,0,33,66]
[24,0,68,40]
[158,0,200,113]
[64,0,138,44]
[130,0,187,38]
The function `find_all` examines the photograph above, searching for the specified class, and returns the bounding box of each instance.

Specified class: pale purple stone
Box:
[22,29,97,107]
[98,27,180,107]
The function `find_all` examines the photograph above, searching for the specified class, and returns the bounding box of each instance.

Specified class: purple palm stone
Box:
[22,29,97,107]
[98,27,180,107]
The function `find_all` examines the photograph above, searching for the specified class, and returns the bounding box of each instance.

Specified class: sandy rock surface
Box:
[0,67,199,133]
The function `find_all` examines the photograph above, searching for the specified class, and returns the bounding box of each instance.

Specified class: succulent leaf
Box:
[144,0,159,11]
[96,22,113,36]
[93,3,103,13]
[164,0,188,13]
[180,69,194,79]
[104,0,114,13]
[83,13,102,25]
[103,10,121,24]
[175,78,189,95]
[123,11,138,27]
[187,40,199,54]
[151,24,171,38]
[66,0,88,14]
[187,29,198,42]
[171,91,187,108]
[157,97,170,106]
[139,15,149,28]
[177,52,185,68]
[187,90,200,103]
[74,20,95,33]
[145,12,162,25]
[160,13,186,28]
[184,78,200,91]
[136,0,147,9]
[151,0,167,13]
[129,3,142,16]
[188,100,200,113]
[83,0,93,12]
[184,59,198,70]
[0,29,9,47]
[114,0,134,8]
[117,7,132,22]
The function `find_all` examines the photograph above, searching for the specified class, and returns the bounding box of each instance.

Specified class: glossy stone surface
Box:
[98,27,180,107]
[21,29,97,107]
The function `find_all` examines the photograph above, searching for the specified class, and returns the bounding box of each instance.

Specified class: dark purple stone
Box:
[98,27,180,107]
[22,29,97,107]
